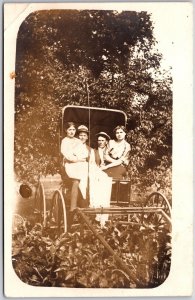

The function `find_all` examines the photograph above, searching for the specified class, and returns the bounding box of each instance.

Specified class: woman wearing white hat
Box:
[77,125,95,163]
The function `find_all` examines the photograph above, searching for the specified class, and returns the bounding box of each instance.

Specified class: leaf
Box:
[139,226,145,231]
[130,283,137,288]
[153,255,158,262]
[148,224,155,230]
[76,277,88,287]
[82,248,94,255]
[76,242,82,249]
[41,237,53,245]
[112,269,130,281]
[65,271,75,282]
[90,272,99,283]
[99,277,108,288]
[49,245,56,256]
[12,246,23,257]
[21,246,34,255]
[54,267,63,273]
[30,275,39,282]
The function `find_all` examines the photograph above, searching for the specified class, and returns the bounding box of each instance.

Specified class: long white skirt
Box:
[65,162,112,226]
[65,161,89,199]
[89,165,112,227]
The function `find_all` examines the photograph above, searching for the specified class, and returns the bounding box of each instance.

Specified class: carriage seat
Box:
[111,177,131,206]
[61,163,131,206]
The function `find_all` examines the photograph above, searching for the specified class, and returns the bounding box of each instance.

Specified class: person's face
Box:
[115,128,126,141]
[79,132,88,144]
[98,136,107,149]
[66,126,76,138]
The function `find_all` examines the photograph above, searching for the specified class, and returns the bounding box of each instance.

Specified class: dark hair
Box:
[113,125,127,134]
[65,122,76,132]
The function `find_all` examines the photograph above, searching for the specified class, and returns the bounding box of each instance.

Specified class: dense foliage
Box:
[12,214,171,288]
[14,10,172,200]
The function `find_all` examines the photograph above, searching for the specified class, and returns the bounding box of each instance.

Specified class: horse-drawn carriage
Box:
[32,105,171,233]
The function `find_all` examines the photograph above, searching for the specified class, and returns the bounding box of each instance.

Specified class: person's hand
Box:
[79,158,86,162]
[71,157,78,163]
[100,165,107,170]
[71,157,85,162]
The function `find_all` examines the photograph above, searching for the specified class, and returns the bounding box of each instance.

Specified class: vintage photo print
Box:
[4,2,193,297]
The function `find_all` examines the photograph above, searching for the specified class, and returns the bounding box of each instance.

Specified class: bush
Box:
[12,213,171,288]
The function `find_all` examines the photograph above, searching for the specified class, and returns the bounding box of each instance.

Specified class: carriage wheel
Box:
[34,182,46,226]
[143,192,171,228]
[144,192,171,217]
[49,190,67,233]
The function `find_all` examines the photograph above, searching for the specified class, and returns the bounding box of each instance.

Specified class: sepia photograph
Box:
[4,2,193,297]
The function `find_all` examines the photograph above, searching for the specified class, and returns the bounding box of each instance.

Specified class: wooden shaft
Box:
[78,206,171,214]
[159,209,172,226]
[76,208,142,287]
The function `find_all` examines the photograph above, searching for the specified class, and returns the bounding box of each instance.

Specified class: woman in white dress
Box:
[61,122,89,212]
[76,125,94,208]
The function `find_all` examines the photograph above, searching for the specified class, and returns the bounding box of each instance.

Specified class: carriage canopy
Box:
[61,105,127,147]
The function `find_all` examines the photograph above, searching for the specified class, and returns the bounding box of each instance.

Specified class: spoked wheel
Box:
[34,182,46,226]
[49,190,67,233]
[144,192,171,217]
[143,192,172,228]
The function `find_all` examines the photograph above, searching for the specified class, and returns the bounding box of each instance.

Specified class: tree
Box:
[15,9,172,198]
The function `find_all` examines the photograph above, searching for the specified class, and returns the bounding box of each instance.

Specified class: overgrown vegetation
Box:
[12,214,171,288]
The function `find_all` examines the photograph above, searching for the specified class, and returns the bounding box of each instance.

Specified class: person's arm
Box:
[61,138,85,163]
[100,159,122,170]
[101,142,131,170]
[103,140,117,163]
[120,143,131,166]
[104,153,116,163]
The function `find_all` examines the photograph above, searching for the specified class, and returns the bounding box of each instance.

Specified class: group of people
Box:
[60,122,131,227]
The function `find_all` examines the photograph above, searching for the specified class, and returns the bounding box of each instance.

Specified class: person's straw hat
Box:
[96,131,110,141]
[78,125,89,133]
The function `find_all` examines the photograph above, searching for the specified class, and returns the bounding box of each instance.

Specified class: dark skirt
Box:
[104,165,127,179]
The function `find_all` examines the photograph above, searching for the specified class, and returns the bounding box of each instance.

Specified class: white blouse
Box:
[106,139,131,165]
[61,137,88,162]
